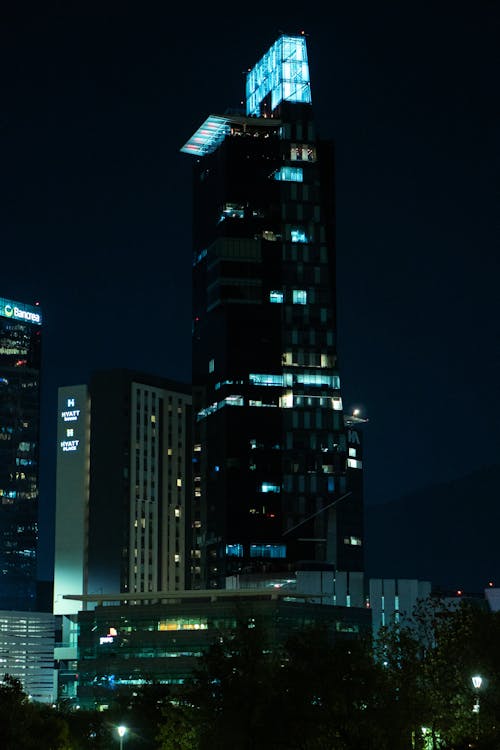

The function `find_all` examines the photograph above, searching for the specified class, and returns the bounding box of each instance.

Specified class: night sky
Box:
[1,6,498,580]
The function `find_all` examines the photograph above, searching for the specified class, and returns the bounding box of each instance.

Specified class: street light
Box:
[471,675,483,741]
[117,725,127,750]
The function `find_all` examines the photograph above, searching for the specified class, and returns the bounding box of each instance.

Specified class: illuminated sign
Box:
[61,410,80,422]
[59,396,82,454]
[60,439,79,452]
[0,297,42,325]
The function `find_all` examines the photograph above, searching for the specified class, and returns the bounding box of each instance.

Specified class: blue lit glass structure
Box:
[246,35,312,116]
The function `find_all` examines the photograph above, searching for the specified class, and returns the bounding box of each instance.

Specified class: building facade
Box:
[0,295,42,610]
[53,369,192,614]
[182,35,364,589]
[0,610,56,702]
[71,590,371,705]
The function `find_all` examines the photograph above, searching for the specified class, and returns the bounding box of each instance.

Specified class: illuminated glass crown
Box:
[246,34,312,116]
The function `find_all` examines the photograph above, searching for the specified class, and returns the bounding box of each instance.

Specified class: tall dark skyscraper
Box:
[0,295,42,610]
[182,35,364,590]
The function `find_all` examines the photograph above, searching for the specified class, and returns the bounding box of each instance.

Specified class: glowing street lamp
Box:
[117,725,127,750]
[471,675,483,740]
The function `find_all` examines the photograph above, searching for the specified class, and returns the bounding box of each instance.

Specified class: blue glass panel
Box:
[226,544,244,557]
[246,35,312,116]
[250,544,286,559]
[269,290,284,303]
[291,229,308,243]
[249,374,284,386]
[293,290,307,305]
[261,482,280,493]
[273,167,303,182]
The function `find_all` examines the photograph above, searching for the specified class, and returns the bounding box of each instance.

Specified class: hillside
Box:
[364,464,500,593]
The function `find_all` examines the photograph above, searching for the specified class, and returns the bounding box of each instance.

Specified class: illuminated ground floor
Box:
[71,589,371,707]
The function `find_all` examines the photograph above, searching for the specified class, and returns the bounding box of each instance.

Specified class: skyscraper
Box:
[53,369,192,615]
[0,295,42,610]
[182,34,364,590]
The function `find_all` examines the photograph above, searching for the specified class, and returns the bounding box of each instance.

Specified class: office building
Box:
[66,589,371,705]
[0,295,42,610]
[182,34,364,589]
[0,610,56,703]
[53,370,191,699]
[54,369,192,614]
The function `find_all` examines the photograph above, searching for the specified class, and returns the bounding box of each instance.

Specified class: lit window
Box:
[279,391,293,408]
[293,290,307,305]
[291,228,308,243]
[174,554,181,562]
[332,397,343,411]
[250,544,286,559]
[261,482,280,493]
[226,543,244,557]
[250,373,284,386]
[347,458,363,469]
[176,478,182,487]
[208,358,215,373]
[219,202,245,220]
[269,290,284,304]
[151,415,156,423]
[174,508,181,518]
[290,144,317,162]
[348,448,356,457]
[343,536,362,546]
[167,448,172,456]
[273,166,303,182]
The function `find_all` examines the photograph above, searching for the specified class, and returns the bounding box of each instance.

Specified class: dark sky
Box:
[1,5,498,580]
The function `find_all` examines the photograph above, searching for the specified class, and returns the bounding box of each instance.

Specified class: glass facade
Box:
[0,296,42,610]
[184,35,364,590]
[246,35,312,116]
[76,596,371,704]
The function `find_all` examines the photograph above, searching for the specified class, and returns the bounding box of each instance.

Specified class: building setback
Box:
[182,34,364,590]
[0,295,42,611]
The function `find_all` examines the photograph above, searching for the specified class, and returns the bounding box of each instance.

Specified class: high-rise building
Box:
[0,295,42,610]
[53,369,191,615]
[182,34,364,590]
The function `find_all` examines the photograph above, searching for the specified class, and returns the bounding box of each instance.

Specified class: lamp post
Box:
[471,675,482,742]
[117,725,127,750]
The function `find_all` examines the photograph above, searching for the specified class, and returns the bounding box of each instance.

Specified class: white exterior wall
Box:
[53,385,90,615]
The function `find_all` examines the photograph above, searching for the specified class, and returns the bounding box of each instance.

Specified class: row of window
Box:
[226,543,286,559]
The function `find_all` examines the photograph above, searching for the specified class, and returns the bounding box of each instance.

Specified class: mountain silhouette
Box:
[364,464,500,594]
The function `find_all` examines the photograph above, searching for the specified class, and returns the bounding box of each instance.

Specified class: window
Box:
[347,458,363,469]
[261,482,280,493]
[226,543,244,557]
[291,228,308,243]
[273,166,303,182]
[348,448,357,457]
[269,290,284,304]
[290,144,317,162]
[293,290,307,305]
[219,203,244,222]
[250,544,286,559]
[343,536,362,546]
[250,373,284,386]
[208,358,215,373]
